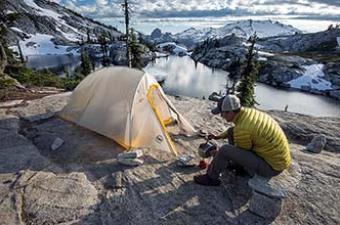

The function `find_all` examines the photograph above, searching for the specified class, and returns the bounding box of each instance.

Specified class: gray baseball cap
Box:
[211,95,241,114]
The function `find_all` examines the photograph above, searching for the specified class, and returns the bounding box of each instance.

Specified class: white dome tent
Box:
[59,66,196,156]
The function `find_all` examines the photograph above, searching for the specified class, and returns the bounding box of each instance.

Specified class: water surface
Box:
[144,56,340,117]
[26,54,340,117]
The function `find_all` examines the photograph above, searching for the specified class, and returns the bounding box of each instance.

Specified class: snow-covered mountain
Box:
[156,42,188,56]
[5,0,122,55]
[148,19,301,48]
[257,29,340,53]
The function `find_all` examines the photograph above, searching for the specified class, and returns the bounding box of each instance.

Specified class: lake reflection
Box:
[145,56,228,98]
[145,56,340,117]
[26,54,80,71]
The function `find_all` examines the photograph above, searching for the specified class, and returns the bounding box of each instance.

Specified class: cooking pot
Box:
[198,141,217,158]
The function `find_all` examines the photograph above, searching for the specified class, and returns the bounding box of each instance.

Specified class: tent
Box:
[59,66,196,156]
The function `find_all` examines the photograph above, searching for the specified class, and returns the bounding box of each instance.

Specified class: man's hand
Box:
[207,134,219,140]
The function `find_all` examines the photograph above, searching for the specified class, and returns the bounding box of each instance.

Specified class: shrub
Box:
[4,65,88,91]
[7,67,62,87]
[61,73,84,91]
[0,76,15,89]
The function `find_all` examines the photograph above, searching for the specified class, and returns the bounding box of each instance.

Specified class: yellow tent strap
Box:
[163,117,172,126]
[155,86,173,126]
[147,84,178,156]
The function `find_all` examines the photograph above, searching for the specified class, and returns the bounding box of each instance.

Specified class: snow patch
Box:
[10,27,24,33]
[23,0,86,42]
[55,27,81,42]
[258,51,275,56]
[288,64,332,91]
[155,52,169,57]
[17,33,78,56]
[24,0,62,20]
[337,37,340,47]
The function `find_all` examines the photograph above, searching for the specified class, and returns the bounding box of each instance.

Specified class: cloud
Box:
[59,0,340,20]
[62,0,122,17]
[48,0,62,3]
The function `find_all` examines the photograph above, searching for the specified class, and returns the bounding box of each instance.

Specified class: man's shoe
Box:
[193,174,221,186]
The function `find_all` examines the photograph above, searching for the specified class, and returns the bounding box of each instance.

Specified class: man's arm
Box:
[208,127,234,145]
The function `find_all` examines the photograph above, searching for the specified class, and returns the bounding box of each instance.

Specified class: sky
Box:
[54,0,340,34]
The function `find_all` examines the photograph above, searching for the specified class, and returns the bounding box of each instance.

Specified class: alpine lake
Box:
[26,54,340,117]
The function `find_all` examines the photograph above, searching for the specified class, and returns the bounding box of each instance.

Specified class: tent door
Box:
[147,84,178,156]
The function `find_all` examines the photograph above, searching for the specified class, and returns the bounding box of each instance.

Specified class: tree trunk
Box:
[0,42,7,76]
[17,39,25,63]
[123,0,131,68]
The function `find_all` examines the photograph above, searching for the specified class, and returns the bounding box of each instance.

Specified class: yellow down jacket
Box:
[220,107,291,171]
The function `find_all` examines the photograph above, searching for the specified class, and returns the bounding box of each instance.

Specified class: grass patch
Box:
[6,66,63,88]
[0,75,16,89]
[5,66,83,90]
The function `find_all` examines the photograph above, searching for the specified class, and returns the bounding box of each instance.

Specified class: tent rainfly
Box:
[59,67,196,156]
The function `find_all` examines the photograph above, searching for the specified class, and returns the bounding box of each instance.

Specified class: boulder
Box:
[301,85,311,92]
[329,90,340,100]
[0,116,19,135]
[268,110,340,152]
[248,161,301,218]
[117,158,144,166]
[305,134,327,153]
[310,88,324,95]
[6,92,70,122]
[0,135,50,173]
[324,62,340,87]
[22,172,98,224]
[248,190,283,219]
[117,149,144,159]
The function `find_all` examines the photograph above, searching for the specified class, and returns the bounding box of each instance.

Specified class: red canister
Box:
[198,160,208,169]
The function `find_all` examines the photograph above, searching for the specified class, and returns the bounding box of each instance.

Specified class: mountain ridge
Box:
[5,0,122,53]
[145,19,301,48]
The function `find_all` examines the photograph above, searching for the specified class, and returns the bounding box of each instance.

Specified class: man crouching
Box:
[194,95,291,186]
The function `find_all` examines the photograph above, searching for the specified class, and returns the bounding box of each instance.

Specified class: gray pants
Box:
[207,144,281,180]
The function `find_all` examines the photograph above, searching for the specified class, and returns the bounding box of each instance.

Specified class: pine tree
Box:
[327,24,334,31]
[86,28,91,43]
[226,58,241,94]
[80,50,91,76]
[98,32,110,66]
[0,2,18,76]
[17,40,25,63]
[0,29,8,76]
[129,28,144,70]
[122,0,131,67]
[236,33,259,107]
